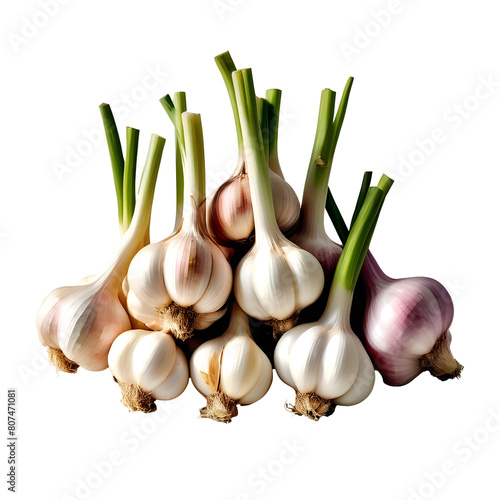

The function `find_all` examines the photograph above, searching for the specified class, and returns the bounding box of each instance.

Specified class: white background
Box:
[2,1,499,499]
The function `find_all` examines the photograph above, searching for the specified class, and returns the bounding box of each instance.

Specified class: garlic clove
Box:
[218,337,261,400]
[233,251,269,319]
[151,347,189,400]
[127,241,171,309]
[192,243,232,314]
[189,341,222,397]
[237,351,273,405]
[269,169,300,234]
[163,233,213,308]
[281,243,325,308]
[288,325,330,394]
[193,308,227,330]
[126,290,162,331]
[250,244,296,320]
[273,323,313,388]
[314,331,360,399]
[131,332,177,391]
[108,329,150,384]
[333,338,375,406]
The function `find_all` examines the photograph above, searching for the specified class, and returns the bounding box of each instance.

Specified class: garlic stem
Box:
[108,134,165,284]
[257,97,270,166]
[349,171,372,229]
[215,51,243,152]
[100,103,125,234]
[173,92,186,231]
[122,127,139,231]
[265,89,284,178]
[300,89,336,238]
[301,78,353,240]
[182,112,206,207]
[232,68,280,239]
[326,188,348,242]
[331,77,354,154]
[159,92,187,231]
[323,181,392,325]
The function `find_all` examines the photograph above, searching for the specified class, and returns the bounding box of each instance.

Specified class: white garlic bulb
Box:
[232,69,324,338]
[190,302,273,423]
[274,182,394,420]
[274,288,375,420]
[108,329,189,412]
[127,113,232,340]
[234,235,325,338]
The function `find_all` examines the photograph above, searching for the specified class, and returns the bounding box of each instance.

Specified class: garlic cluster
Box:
[361,252,462,386]
[37,135,165,372]
[274,288,375,420]
[109,330,189,412]
[127,113,232,340]
[190,302,273,422]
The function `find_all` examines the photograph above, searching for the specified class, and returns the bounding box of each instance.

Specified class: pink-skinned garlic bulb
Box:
[207,52,299,246]
[36,135,165,373]
[361,252,463,386]
[126,112,232,340]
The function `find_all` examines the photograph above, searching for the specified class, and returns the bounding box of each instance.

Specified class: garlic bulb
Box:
[208,159,300,245]
[108,329,189,412]
[232,69,324,338]
[274,289,375,420]
[361,252,463,386]
[127,113,232,340]
[275,180,392,420]
[37,135,165,373]
[207,52,299,246]
[190,301,273,422]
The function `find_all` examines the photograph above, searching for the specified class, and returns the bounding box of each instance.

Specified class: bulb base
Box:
[46,346,79,374]
[158,303,198,340]
[200,392,238,423]
[419,330,464,381]
[115,379,157,413]
[287,392,336,421]
[266,314,299,340]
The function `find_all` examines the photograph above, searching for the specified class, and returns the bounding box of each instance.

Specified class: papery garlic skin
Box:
[109,329,189,412]
[274,288,375,420]
[362,253,462,386]
[234,235,324,338]
[190,302,273,422]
